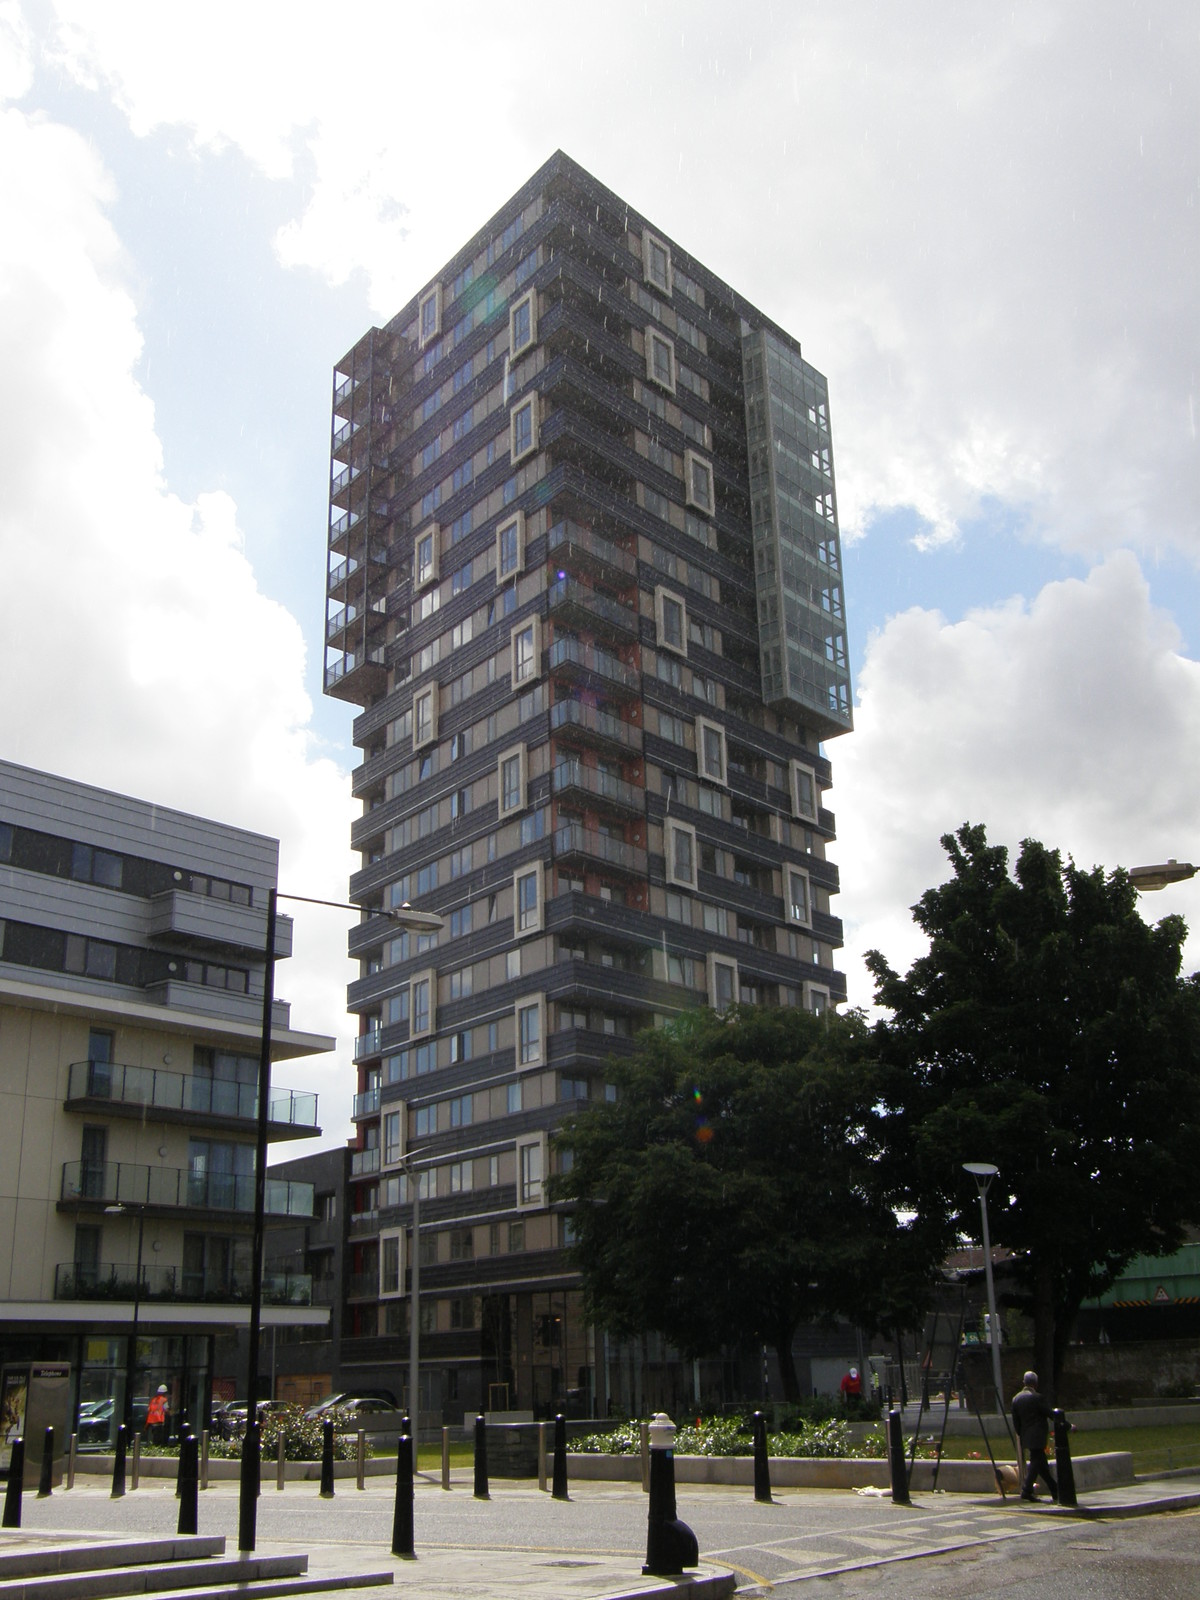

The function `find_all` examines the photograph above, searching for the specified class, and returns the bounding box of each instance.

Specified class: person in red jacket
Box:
[840,1367,862,1400]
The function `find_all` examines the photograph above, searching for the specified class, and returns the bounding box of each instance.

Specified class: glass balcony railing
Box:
[552,759,642,814]
[352,1087,381,1119]
[54,1262,312,1305]
[547,577,637,640]
[554,823,647,877]
[546,519,637,579]
[60,1161,314,1218]
[350,1147,381,1177]
[66,1060,318,1129]
[550,698,643,753]
[547,637,639,693]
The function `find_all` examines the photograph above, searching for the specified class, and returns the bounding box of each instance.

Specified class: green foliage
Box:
[551,1006,944,1399]
[206,1404,359,1461]
[567,1415,857,1457]
[868,823,1200,1394]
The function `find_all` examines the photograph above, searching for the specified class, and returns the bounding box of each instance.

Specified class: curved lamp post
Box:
[962,1163,1005,1415]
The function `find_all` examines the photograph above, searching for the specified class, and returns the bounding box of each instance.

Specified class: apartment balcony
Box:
[549,697,643,757]
[352,1086,381,1120]
[332,417,363,454]
[547,637,639,699]
[329,506,363,549]
[324,646,387,703]
[546,518,637,583]
[551,759,642,818]
[347,1270,379,1301]
[353,1028,383,1063]
[327,554,359,601]
[64,1060,319,1139]
[349,1208,379,1234]
[330,463,365,505]
[350,1147,381,1177]
[547,577,637,644]
[53,1262,312,1306]
[60,1162,314,1220]
[146,890,291,960]
[554,823,647,880]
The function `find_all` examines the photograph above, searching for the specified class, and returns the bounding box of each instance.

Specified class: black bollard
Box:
[752,1411,772,1504]
[175,1429,189,1497]
[473,1414,489,1500]
[887,1407,910,1506]
[319,1418,335,1499]
[36,1427,54,1498]
[642,1414,699,1578]
[551,1413,569,1501]
[1053,1409,1077,1508]
[391,1433,415,1558]
[177,1434,198,1535]
[110,1424,128,1499]
[2,1437,24,1527]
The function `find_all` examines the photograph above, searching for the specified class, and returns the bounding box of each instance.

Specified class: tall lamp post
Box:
[104,1202,146,1431]
[238,890,442,1555]
[962,1163,1005,1416]
[403,1154,422,1457]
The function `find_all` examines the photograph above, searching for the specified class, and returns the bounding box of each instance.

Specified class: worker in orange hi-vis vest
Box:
[145,1385,169,1445]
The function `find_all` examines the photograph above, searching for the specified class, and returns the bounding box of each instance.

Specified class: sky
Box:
[1,1,1197,1152]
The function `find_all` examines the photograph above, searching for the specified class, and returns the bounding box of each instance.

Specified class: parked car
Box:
[303,1390,398,1420]
[212,1398,290,1439]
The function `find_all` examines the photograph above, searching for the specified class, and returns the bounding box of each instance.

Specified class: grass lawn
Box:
[933,1423,1200,1475]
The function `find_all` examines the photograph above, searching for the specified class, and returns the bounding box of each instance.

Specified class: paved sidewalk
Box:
[6,1468,1196,1599]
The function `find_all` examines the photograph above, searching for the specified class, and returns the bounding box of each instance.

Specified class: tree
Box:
[867,823,1200,1401]
[550,1005,944,1401]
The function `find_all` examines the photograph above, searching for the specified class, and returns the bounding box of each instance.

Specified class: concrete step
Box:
[133,1576,395,1600]
[0,1541,227,1582]
[0,1553,308,1600]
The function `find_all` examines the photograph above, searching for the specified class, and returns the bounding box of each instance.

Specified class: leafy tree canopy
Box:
[550,1005,944,1401]
[867,823,1200,1398]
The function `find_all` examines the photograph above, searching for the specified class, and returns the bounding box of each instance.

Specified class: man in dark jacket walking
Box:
[1011,1371,1058,1502]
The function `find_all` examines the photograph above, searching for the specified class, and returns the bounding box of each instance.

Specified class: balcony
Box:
[329,507,363,546]
[53,1262,312,1306]
[552,759,642,818]
[65,1060,319,1136]
[554,823,647,879]
[347,1270,378,1301]
[334,372,365,408]
[547,637,639,698]
[350,1147,381,1177]
[332,417,362,453]
[325,647,387,702]
[146,890,290,959]
[547,577,637,643]
[60,1162,314,1219]
[549,698,643,756]
[328,554,359,596]
[352,1086,381,1119]
[546,519,637,582]
[353,1028,384,1063]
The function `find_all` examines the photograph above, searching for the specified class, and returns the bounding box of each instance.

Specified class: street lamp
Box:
[237,890,443,1555]
[962,1163,1005,1417]
[1129,859,1196,892]
[402,1153,422,1462]
[104,1202,146,1431]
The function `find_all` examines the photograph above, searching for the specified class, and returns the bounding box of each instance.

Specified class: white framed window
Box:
[707,952,739,1014]
[419,284,441,348]
[510,394,539,463]
[510,615,541,685]
[514,994,545,1070]
[383,1107,405,1166]
[412,686,438,750]
[409,969,436,1039]
[645,329,676,393]
[513,861,544,937]
[516,1131,547,1209]
[684,450,714,516]
[497,744,528,819]
[696,718,727,786]
[509,290,537,357]
[495,511,526,580]
[654,586,688,656]
[790,760,818,822]
[665,819,697,889]
[414,525,439,590]
[804,982,830,1016]
[786,865,812,928]
[380,1229,404,1297]
[642,231,673,296]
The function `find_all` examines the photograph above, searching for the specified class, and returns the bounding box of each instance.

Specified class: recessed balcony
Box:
[549,698,643,757]
[64,1060,319,1138]
[554,823,647,879]
[53,1262,312,1306]
[60,1162,314,1219]
[548,637,640,699]
[547,577,637,643]
[552,759,642,818]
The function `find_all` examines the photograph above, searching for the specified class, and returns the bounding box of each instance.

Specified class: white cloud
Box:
[0,85,357,1144]
[40,0,1199,569]
[835,552,1200,1006]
